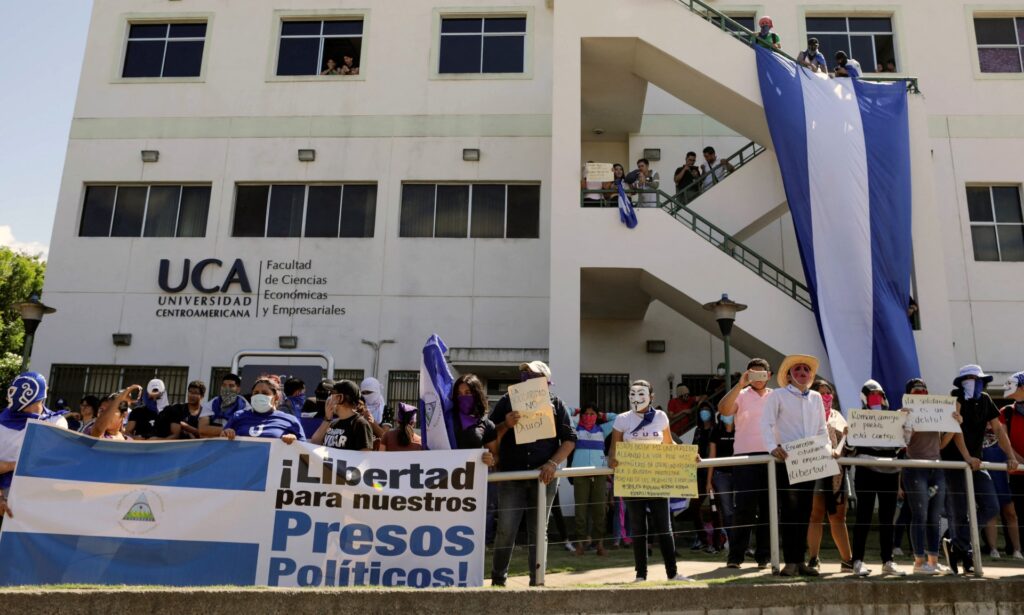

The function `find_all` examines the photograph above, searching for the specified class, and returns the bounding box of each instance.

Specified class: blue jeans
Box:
[490,479,558,586]
[712,470,736,545]
[903,467,945,557]
[944,468,999,552]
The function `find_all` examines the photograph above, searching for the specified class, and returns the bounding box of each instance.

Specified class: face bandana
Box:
[456,395,477,430]
[579,414,598,431]
[288,393,306,408]
[962,379,981,400]
[220,387,239,407]
[866,392,885,410]
[821,393,834,419]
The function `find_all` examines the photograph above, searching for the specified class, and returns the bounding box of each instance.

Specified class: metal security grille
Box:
[386,370,419,408]
[333,369,365,384]
[579,373,629,413]
[49,364,189,405]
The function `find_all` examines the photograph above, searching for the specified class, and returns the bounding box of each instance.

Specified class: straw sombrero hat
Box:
[777,354,820,387]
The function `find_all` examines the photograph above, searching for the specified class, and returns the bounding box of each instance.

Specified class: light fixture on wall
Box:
[643,148,661,161]
[279,336,298,349]
[140,150,159,163]
[462,148,481,162]
[646,340,666,353]
[112,333,132,347]
[297,149,316,162]
[591,128,605,135]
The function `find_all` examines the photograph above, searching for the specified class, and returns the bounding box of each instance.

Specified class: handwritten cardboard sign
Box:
[508,377,556,444]
[613,443,699,498]
[585,162,613,182]
[847,409,907,448]
[904,395,961,433]
[782,435,839,485]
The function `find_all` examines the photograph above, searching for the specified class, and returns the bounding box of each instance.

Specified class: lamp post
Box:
[702,294,747,389]
[12,294,56,372]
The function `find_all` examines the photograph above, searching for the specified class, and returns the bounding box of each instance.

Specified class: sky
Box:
[0,2,94,260]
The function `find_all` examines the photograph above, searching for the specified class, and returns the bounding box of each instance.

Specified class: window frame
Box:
[231,182,378,239]
[267,9,369,82]
[398,182,541,239]
[78,183,211,238]
[968,10,1024,79]
[965,184,1024,262]
[113,13,213,83]
[797,7,906,76]
[430,6,534,81]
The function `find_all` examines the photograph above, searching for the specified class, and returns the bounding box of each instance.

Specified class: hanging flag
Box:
[617,179,638,229]
[755,47,919,411]
[418,334,457,450]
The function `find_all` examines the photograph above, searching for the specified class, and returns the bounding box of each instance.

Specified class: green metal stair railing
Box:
[673,141,765,205]
[672,0,921,94]
[579,187,813,310]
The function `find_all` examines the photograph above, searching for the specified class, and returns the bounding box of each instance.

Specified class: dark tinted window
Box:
[123,22,205,78]
[400,185,436,238]
[80,185,209,238]
[233,184,376,238]
[177,187,210,237]
[439,16,526,74]
[79,186,117,236]
[110,187,147,237]
[506,185,540,238]
[233,186,269,237]
[267,185,305,238]
[305,186,342,238]
[470,184,505,238]
[142,186,181,238]
[340,185,377,238]
[276,19,364,76]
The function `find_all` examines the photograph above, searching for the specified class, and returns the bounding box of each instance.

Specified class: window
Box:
[122,22,206,78]
[805,17,896,73]
[277,19,363,76]
[232,183,377,238]
[399,183,540,238]
[439,16,526,74]
[79,185,210,237]
[579,373,629,414]
[387,371,419,409]
[966,186,1024,262]
[49,365,189,407]
[974,17,1024,73]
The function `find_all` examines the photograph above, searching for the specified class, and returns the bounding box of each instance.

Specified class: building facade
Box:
[33,0,1024,410]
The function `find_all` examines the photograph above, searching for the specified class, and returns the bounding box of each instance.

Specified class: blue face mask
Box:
[288,394,306,408]
[721,415,734,425]
[700,410,712,422]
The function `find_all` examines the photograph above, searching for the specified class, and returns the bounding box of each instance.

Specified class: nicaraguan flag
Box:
[755,47,920,411]
[617,179,638,229]
[418,334,457,450]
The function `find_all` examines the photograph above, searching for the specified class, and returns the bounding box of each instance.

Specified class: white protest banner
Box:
[508,378,556,444]
[0,423,487,587]
[904,395,961,433]
[782,435,839,485]
[585,162,613,182]
[847,409,907,448]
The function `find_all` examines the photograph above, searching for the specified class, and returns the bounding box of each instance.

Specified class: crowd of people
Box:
[2,355,1024,585]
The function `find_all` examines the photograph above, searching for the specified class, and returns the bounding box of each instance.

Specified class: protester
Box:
[761,354,827,576]
[981,420,1021,559]
[311,380,373,451]
[628,158,660,207]
[155,380,206,439]
[755,16,781,50]
[610,379,696,582]
[222,375,305,443]
[667,384,699,437]
[941,364,1019,575]
[689,401,719,552]
[360,377,387,424]
[199,373,251,436]
[571,403,616,556]
[450,373,499,544]
[849,380,906,576]
[718,358,774,568]
[834,51,861,78]
[301,379,334,419]
[489,360,577,587]
[1001,371,1024,558]
[77,395,100,435]
[707,407,736,552]
[604,164,626,205]
[673,152,702,201]
[701,147,736,191]
[796,38,828,73]
[92,386,142,440]
[380,402,422,451]
[805,380,854,573]
[125,378,167,439]
[282,378,306,419]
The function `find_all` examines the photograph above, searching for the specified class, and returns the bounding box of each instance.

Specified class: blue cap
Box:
[7,372,47,414]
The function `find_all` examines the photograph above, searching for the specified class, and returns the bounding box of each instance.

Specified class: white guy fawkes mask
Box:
[629,385,651,414]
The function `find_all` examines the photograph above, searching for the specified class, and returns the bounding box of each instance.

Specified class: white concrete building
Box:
[32,0,1024,412]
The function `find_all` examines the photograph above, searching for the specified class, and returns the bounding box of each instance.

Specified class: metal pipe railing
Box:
[487,455,1007,583]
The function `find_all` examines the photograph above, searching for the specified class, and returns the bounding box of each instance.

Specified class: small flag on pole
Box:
[617,180,638,229]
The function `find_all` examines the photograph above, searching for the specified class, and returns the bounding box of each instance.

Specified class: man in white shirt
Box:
[701,147,736,191]
[761,354,828,577]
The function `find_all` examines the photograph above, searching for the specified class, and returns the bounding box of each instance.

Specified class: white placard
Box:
[508,378,556,444]
[847,409,907,448]
[584,162,613,182]
[904,395,961,433]
[782,435,840,485]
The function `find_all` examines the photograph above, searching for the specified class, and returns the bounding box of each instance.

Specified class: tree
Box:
[0,246,47,384]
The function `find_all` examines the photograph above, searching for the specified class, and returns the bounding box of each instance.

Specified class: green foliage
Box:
[0,352,22,391]
[0,246,47,362]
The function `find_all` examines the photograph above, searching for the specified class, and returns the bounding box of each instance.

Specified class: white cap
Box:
[147,379,166,395]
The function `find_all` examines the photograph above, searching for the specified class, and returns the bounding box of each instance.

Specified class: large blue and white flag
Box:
[755,47,920,411]
[419,334,457,450]
[617,179,638,229]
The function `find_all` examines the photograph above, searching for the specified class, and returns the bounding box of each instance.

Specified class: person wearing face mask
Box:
[1000,371,1024,558]
[199,373,251,437]
[707,406,736,549]
[311,380,373,452]
[761,355,828,577]
[489,361,577,587]
[222,375,305,444]
[570,403,616,556]
[450,374,499,544]
[125,379,168,440]
[755,16,781,51]
[687,402,718,552]
[941,365,1019,574]
[805,380,854,573]
[847,380,907,577]
[360,377,388,425]
[281,378,307,420]
[380,403,422,451]
[609,380,696,582]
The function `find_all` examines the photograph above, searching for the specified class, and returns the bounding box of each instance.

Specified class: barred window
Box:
[49,365,189,406]
[579,373,629,414]
[386,370,419,409]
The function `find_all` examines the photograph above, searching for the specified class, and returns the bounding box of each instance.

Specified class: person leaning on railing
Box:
[805,379,854,574]
[1000,371,1024,559]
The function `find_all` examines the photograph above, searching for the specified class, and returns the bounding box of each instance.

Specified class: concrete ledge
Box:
[3,579,1024,615]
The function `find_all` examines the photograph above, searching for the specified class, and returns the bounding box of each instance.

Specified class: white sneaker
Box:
[564,542,576,552]
[935,562,952,574]
[669,573,694,582]
[633,576,647,583]
[892,547,904,557]
[989,549,1001,559]
[882,561,907,576]
[913,562,940,575]
[1014,551,1024,560]
[852,560,871,577]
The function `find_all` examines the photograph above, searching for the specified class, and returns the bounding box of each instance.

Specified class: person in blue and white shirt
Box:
[199,372,251,437]
[571,403,616,556]
[222,375,305,444]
